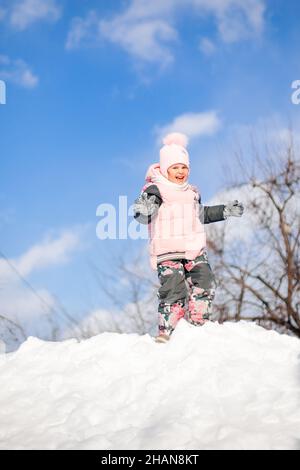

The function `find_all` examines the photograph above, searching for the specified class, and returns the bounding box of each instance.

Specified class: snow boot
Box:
[155,334,170,344]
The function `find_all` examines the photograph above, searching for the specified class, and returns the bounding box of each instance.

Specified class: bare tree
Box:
[71,245,159,339]
[0,314,26,352]
[208,130,300,337]
[73,129,300,339]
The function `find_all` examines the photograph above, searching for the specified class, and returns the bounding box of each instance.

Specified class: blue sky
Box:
[1,0,300,337]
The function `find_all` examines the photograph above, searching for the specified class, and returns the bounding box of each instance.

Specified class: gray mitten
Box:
[223,200,244,219]
[134,193,159,217]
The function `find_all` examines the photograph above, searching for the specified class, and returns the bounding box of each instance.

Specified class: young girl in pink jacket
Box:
[134,133,244,343]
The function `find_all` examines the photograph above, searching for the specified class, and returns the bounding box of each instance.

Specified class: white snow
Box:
[0,320,300,450]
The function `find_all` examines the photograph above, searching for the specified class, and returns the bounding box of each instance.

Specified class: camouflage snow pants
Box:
[157,251,217,337]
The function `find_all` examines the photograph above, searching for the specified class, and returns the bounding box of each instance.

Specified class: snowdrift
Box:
[0,320,300,450]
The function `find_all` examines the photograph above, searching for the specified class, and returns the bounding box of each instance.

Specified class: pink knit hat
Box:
[159,132,189,178]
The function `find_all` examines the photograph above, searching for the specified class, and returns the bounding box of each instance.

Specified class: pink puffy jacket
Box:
[144,165,206,270]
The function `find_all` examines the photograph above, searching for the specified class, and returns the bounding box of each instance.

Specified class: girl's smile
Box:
[167,164,189,184]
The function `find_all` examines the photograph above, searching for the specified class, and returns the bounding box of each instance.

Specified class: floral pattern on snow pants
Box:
[157,251,217,337]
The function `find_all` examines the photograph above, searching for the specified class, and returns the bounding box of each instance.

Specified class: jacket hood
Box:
[145,162,161,183]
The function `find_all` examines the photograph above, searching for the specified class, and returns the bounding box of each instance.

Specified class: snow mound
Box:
[0,320,300,450]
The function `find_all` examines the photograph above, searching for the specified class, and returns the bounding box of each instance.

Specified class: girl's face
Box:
[167,164,189,184]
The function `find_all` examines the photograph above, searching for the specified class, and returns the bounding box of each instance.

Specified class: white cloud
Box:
[155,111,222,145]
[0,229,82,283]
[199,37,216,56]
[17,231,81,277]
[202,113,300,246]
[0,55,39,88]
[65,10,99,51]
[64,298,157,340]
[206,181,300,268]
[0,280,61,347]
[66,6,178,67]
[66,0,266,66]
[99,16,177,67]
[64,308,119,339]
[0,227,86,341]
[206,183,261,245]
[194,0,265,43]
[228,114,300,155]
[10,0,61,31]
[0,285,56,320]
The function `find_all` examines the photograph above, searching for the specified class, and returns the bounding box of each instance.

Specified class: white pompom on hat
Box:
[159,132,190,178]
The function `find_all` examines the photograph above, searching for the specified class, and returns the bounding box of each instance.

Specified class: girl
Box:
[134,133,244,343]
